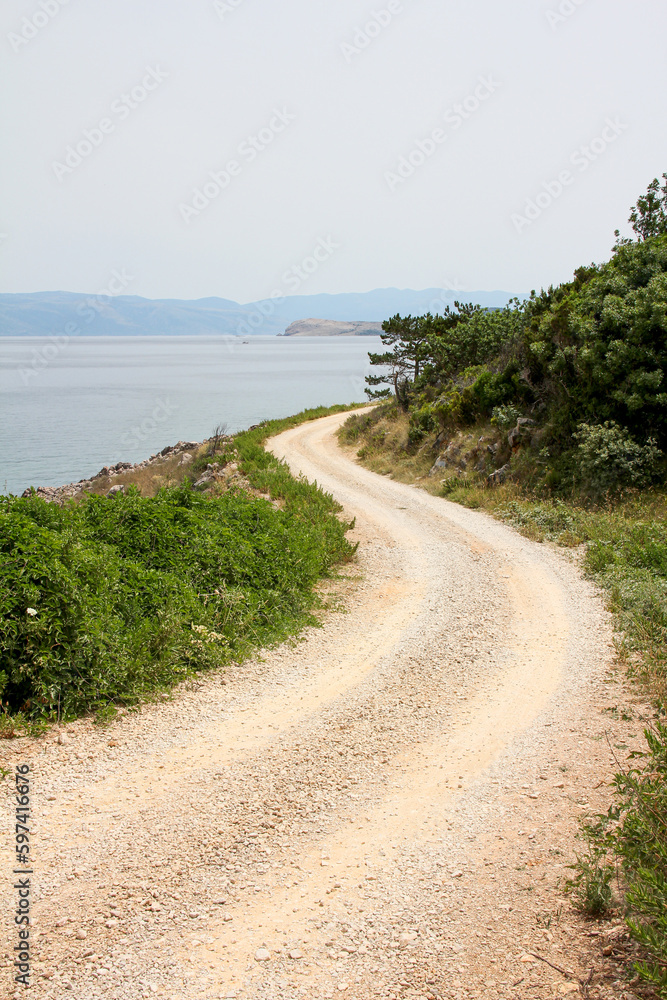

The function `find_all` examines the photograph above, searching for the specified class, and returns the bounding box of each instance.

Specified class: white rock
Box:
[255,947,271,962]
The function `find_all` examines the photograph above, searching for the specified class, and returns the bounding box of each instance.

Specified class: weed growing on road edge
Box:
[567,833,615,919]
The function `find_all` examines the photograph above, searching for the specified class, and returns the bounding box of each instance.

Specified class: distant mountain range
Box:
[0,288,522,338]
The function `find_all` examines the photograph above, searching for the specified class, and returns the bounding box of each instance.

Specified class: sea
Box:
[0,335,382,496]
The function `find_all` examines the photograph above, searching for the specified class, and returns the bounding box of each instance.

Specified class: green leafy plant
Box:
[491,404,522,431]
[0,404,360,723]
[568,835,615,918]
[574,421,662,494]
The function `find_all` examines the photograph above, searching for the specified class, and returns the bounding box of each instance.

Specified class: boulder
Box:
[178,453,193,466]
[107,485,126,497]
[429,441,466,475]
[508,417,537,450]
[487,462,511,486]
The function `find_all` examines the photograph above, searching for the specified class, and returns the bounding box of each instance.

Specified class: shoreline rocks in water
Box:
[20,439,205,504]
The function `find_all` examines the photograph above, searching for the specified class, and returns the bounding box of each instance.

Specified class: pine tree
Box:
[365,314,431,409]
[627,174,667,240]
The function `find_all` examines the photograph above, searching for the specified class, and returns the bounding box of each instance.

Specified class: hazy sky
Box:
[2,0,666,303]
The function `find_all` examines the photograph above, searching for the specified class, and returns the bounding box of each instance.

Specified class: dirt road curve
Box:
[2,410,639,1000]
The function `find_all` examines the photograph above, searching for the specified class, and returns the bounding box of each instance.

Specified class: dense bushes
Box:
[372,235,667,492]
[574,421,662,494]
[365,177,667,493]
[520,236,667,455]
[0,406,357,722]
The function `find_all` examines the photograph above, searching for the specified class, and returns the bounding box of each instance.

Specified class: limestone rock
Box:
[508,417,536,449]
[487,462,511,485]
[430,441,466,475]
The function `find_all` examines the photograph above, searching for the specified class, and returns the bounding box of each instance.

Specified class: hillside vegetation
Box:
[0,405,360,730]
[343,174,667,996]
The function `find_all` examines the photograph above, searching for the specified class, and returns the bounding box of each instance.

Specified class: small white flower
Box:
[26,608,37,617]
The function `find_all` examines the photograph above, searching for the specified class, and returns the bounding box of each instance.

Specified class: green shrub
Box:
[568,838,614,918]
[0,405,359,722]
[491,404,522,431]
[574,421,662,494]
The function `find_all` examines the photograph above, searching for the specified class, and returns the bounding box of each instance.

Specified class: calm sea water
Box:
[0,336,381,496]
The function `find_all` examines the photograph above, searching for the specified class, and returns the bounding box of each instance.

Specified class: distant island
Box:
[0,288,522,338]
[280,319,383,337]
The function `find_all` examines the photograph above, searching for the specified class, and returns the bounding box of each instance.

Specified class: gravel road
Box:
[1,410,647,1000]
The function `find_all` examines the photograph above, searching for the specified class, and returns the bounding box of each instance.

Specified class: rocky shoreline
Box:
[21,439,201,504]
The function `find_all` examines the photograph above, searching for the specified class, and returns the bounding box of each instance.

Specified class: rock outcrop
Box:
[21,439,205,504]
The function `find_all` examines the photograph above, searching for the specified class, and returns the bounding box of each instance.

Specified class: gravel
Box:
[0,410,649,1000]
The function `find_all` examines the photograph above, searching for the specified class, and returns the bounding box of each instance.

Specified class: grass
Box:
[0,403,364,732]
[339,405,436,482]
